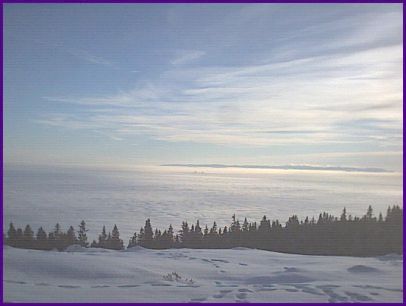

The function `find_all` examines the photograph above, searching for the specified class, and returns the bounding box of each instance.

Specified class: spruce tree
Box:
[143,219,154,248]
[111,224,124,250]
[340,207,347,222]
[7,223,17,246]
[138,228,145,244]
[128,232,137,248]
[23,224,34,246]
[366,205,373,221]
[54,223,62,238]
[67,226,77,245]
[36,227,47,240]
[15,228,23,247]
[193,220,203,246]
[78,220,89,247]
[167,224,174,246]
[242,218,249,232]
[36,227,48,250]
[179,221,189,246]
[48,232,56,249]
[98,225,107,247]
[258,216,271,232]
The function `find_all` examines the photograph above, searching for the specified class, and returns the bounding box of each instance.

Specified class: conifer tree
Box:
[258,216,271,232]
[193,220,203,246]
[128,232,137,248]
[110,224,124,250]
[54,223,62,239]
[210,221,217,234]
[179,221,190,246]
[98,225,107,247]
[144,219,153,240]
[139,219,153,248]
[67,226,77,245]
[7,223,17,246]
[90,240,98,248]
[167,224,174,246]
[78,220,89,247]
[36,227,47,240]
[36,227,48,250]
[138,228,145,243]
[366,205,373,220]
[15,228,23,247]
[242,218,249,232]
[340,207,347,222]
[23,224,34,243]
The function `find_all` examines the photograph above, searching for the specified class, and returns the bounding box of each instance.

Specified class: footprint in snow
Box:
[345,291,373,302]
[211,259,229,263]
[317,286,348,303]
[353,285,402,292]
[317,284,341,289]
[255,288,276,292]
[347,265,379,273]
[189,297,208,302]
[236,292,248,299]
[5,280,26,285]
[212,289,234,299]
[283,267,301,272]
[238,288,253,293]
[292,285,324,296]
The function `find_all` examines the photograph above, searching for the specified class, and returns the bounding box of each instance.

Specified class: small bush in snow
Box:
[163,272,194,284]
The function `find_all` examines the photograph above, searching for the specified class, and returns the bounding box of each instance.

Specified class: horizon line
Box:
[161,164,392,173]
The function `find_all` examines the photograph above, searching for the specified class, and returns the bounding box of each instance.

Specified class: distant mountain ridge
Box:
[161,164,391,173]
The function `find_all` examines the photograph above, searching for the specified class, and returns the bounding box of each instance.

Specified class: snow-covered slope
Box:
[3,246,403,303]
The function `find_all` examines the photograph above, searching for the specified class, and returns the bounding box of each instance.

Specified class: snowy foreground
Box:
[4,246,403,303]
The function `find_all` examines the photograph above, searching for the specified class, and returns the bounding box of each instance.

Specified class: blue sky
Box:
[4,4,403,171]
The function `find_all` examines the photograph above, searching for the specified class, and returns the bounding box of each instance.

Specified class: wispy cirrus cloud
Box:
[33,39,115,67]
[65,47,115,67]
[38,5,402,160]
[40,43,402,148]
[170,50,206,65]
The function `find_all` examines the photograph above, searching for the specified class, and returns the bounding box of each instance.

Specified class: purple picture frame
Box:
[0,0,404,305]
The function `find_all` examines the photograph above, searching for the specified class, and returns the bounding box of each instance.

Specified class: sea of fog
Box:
[3,164,403,243]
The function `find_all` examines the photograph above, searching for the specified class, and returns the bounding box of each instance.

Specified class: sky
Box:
[4,4,403,171]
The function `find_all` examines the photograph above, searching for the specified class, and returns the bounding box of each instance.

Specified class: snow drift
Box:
[3,246,403,303]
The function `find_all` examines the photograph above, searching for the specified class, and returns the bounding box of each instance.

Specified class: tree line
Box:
[4,205,403,256]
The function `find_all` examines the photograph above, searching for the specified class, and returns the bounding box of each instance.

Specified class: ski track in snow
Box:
[4,246,403,303]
